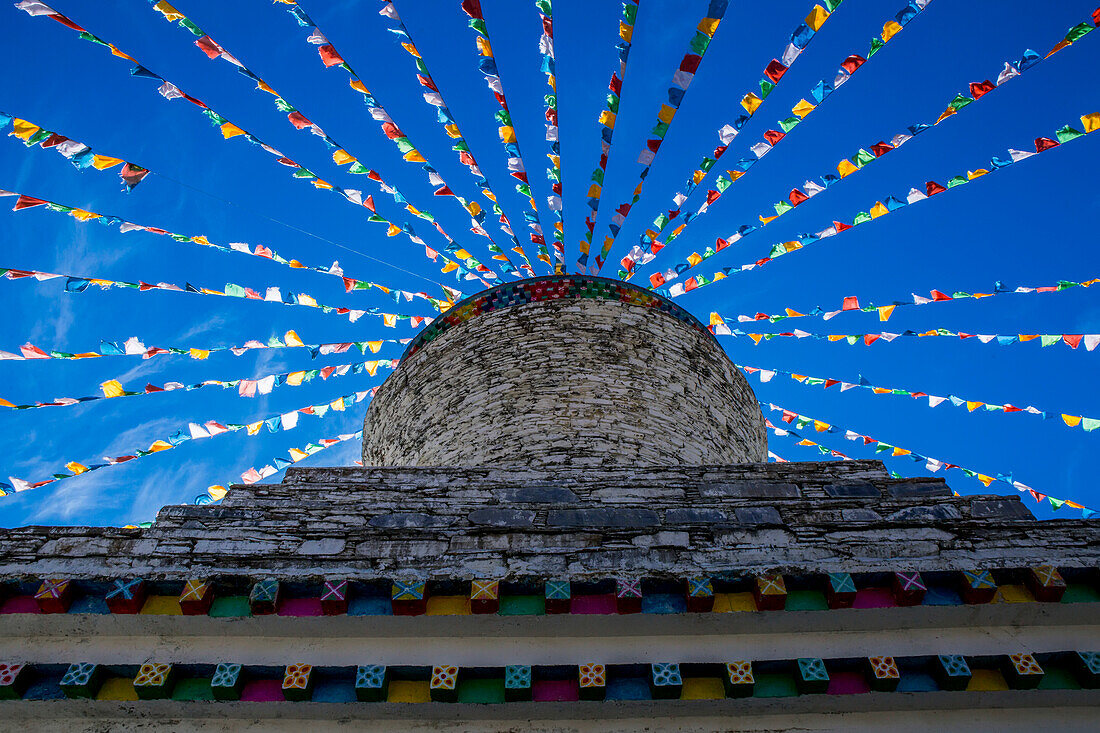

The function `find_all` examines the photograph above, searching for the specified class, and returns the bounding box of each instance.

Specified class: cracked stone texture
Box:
[361,297,766,468]
[0,460,1096,580]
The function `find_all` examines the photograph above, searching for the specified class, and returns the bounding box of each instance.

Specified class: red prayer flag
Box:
[763,59,788,83]
[684,277,698,292]
[842,296,859,310]
[833,220,852,232]
[705,190,721,204]
[41,133,68,148]
[609,74,622,95]
[864,334,880,345]
[194,36,222,59]
[433,186,454,197]
[646,138,661,153]
[318,44,345,67]
[1064,334,1083,349]
[930,290,952,301]
[287,112,313,130]
[13,195,46,210]
[364,195,375,212]
[841,55,865,73]
[788,189,809,206]
[870,141,894,157]
[763,129,785,145]
[679,54,702,73]
[461,0,483,18]
[1034,137,1059,152]
[969,79,995,99]
[925,181,946,196]
[649,272,666,287]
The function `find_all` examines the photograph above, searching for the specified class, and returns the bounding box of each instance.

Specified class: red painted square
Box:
[570,594,616,615]
[852,588,897,609]
[276,598,323,617]
[241,679,285,702]
[0,597,40,614]
[827,672,870,695]
[532,679,579,702]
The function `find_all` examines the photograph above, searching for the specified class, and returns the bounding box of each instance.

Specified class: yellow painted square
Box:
[967,669,1009,691]
[387,680,431,703]
[140,595,183,615]
[713,592,756,612]
[426,596,471,616]
[681,677,725,699]
[96,678,138,701]
[993,584,1035,603]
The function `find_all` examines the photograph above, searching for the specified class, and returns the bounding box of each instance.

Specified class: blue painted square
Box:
[348,596,392,616]
[897,672,938,692]
[69,596,110,614]
[312,678,356,702]
[606,677,652,700]
[922,586,963,606]
[642,593,686,614]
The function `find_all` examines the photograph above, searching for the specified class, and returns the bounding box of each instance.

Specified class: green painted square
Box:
[1062,585,1100,603]
[1037,668,1081,690]
[457,678,506,703]
[752,674,798,698]
[209,596,252,617]
[171,678,215,701]
[785,590,828,611]
[499,595,545,615]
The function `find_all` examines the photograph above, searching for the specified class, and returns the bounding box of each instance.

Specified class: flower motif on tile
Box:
[211,663,242,688]
[869,656,899,679]
[1079,651,1100,675]
[651,663,682,686]
[431,665,458,690]
[798,658,829,681]
[726,661,754,685]
[0,664,23,687]
[60,663,97,687]
[504,665,532,688]
[1008,653,1043,676]
[356,665,387,688]
[282,664,312,690]
[133,663,172,687]
[938,654,971,677]
[579,663,606,688]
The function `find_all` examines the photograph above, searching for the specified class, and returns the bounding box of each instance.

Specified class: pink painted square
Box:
[827,672,870,695]
[276,598,323,617]
[532,679,579,702]
[570,594,617,615]
[0,596,40,614]
[240,679,285,702]
[852,588,897,609]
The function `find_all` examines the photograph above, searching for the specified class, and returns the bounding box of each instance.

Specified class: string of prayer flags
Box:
[721,277,1099,325]
[375,1,537,277]
[738,362,1100,434]
[198,428,365,503]
[578,0,641,271]
[660,113,1098,297]
[1,112,148,191]
[0,186,456,312]
[763,417,852,461]
[534,0,565,269]
[761,403,1097,516]
[0,329,411,364]
[16,2,484,285]
[144,0,511,282]
[709,316,1100,353]
[618,0,845,276]
[622,0,932,279]
[461,0,552,269]
[1,358,396,411]
[591,0,730,274]
[0,262,433,326]
[633,7,1099,284]
[0,390,372,497]
[767,450,790,463]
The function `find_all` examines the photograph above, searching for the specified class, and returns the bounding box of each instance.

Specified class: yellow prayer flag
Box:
[367,340,383,353]
[878,305,895,321]
[749,334,763,344]
[476,36,492,56]
[792,374,807,383]
[70,209,101,222]
[349,79,369,94]
[441,261,458,273]
[153,1,184,22]
[827,335,846,342]
[619,21,632,42]
[598,110,616,127]
[287,371,306,386]
[805,5,829,31]
[100,380,125,398]
[967,169,989,180]
[657,105,676,124]
[403,150,426,163]
[400,42,420,58]
[298,294,318,307]
[759,214,778,225]
[687,252,702,267]
[813,421,829,432]
[11,119,40,140]
[741,93,762,114]
[386,224,401,237]
[312,179,333,190]
[1081,112,1100,133]
[782,241,801,252]
[65,462,89,475]
[785,308,805,317]
[332,149,356,165]
[791,99,816,118]
[454,249,473,260]
[713,272,727,282]
[586,184,602,198]
[289,449,309,462]
[444,124,461,138]
[966,401,983,412]
[91,155,124,170]
[1063,414,1082,427]
[220,123,245,139]
[383,314,397,328]
[872,388,891,394]
[284,330,305,347]
[365,362,379,376]
[692,169,707,185]
[1046,39,1070,58]
[892,448,911,457]
[148,440,173,453]
[257,80,277,95]
[0,397,13,408]
[498,125,516,143]
[709,313,724,326]
[697,17,720,36]
[870,202,888,218]
[330,397,346,411]
[207,485,227,501]
[881,20,903,42]
[936,107,956,124]
[188,348,209,360]
[977,474,995,487]
[246,421,263,436]
[837,159,858,178]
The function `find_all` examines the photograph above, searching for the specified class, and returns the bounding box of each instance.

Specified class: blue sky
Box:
[0,0,1097,526]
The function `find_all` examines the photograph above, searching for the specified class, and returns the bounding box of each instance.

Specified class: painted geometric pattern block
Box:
[133,662,174,700]
[579,663,606,700]
[754,574,787,610]
[281,663,314,701]
[210,663,244,700]
[545,580,571,614]
[1074,651,1100,688]
[60,662,102,699]
[0,663,27,700]
[825,572,856,608]
[960,570,997,604]
[249,579,280,615]
[686,577,714,612]
[105,578,146,614]
[504,665,532,701]
[723,661,755,698]
[649,663,683,699]
[179,580,215,615]
[1003,653,1044,689]
[867,656,900,691]
[355,665,389,701]
[470,580,499,614]
[616,578,643,614]
[320,580,349,616]
[891,572,926,606]
[34,579,72,613]
[935,654,972,690]
[796,658,830,693]
[430,665,459,702]
[1027,565,1067,602]
[392,580,428,615]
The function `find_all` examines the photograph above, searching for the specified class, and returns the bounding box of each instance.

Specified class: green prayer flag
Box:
[759,79,774,98]
[779,116,800,133]
[652,121,669,138]
[1040,335,1060,347]
[946,175,968,187]
[1055,125,1084,143]
[948,94,973,111]
[689,32,710,54]
[868,38,884,57]
[715,175,732,192]
[853,211,871,224]
[853,149,875,167]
